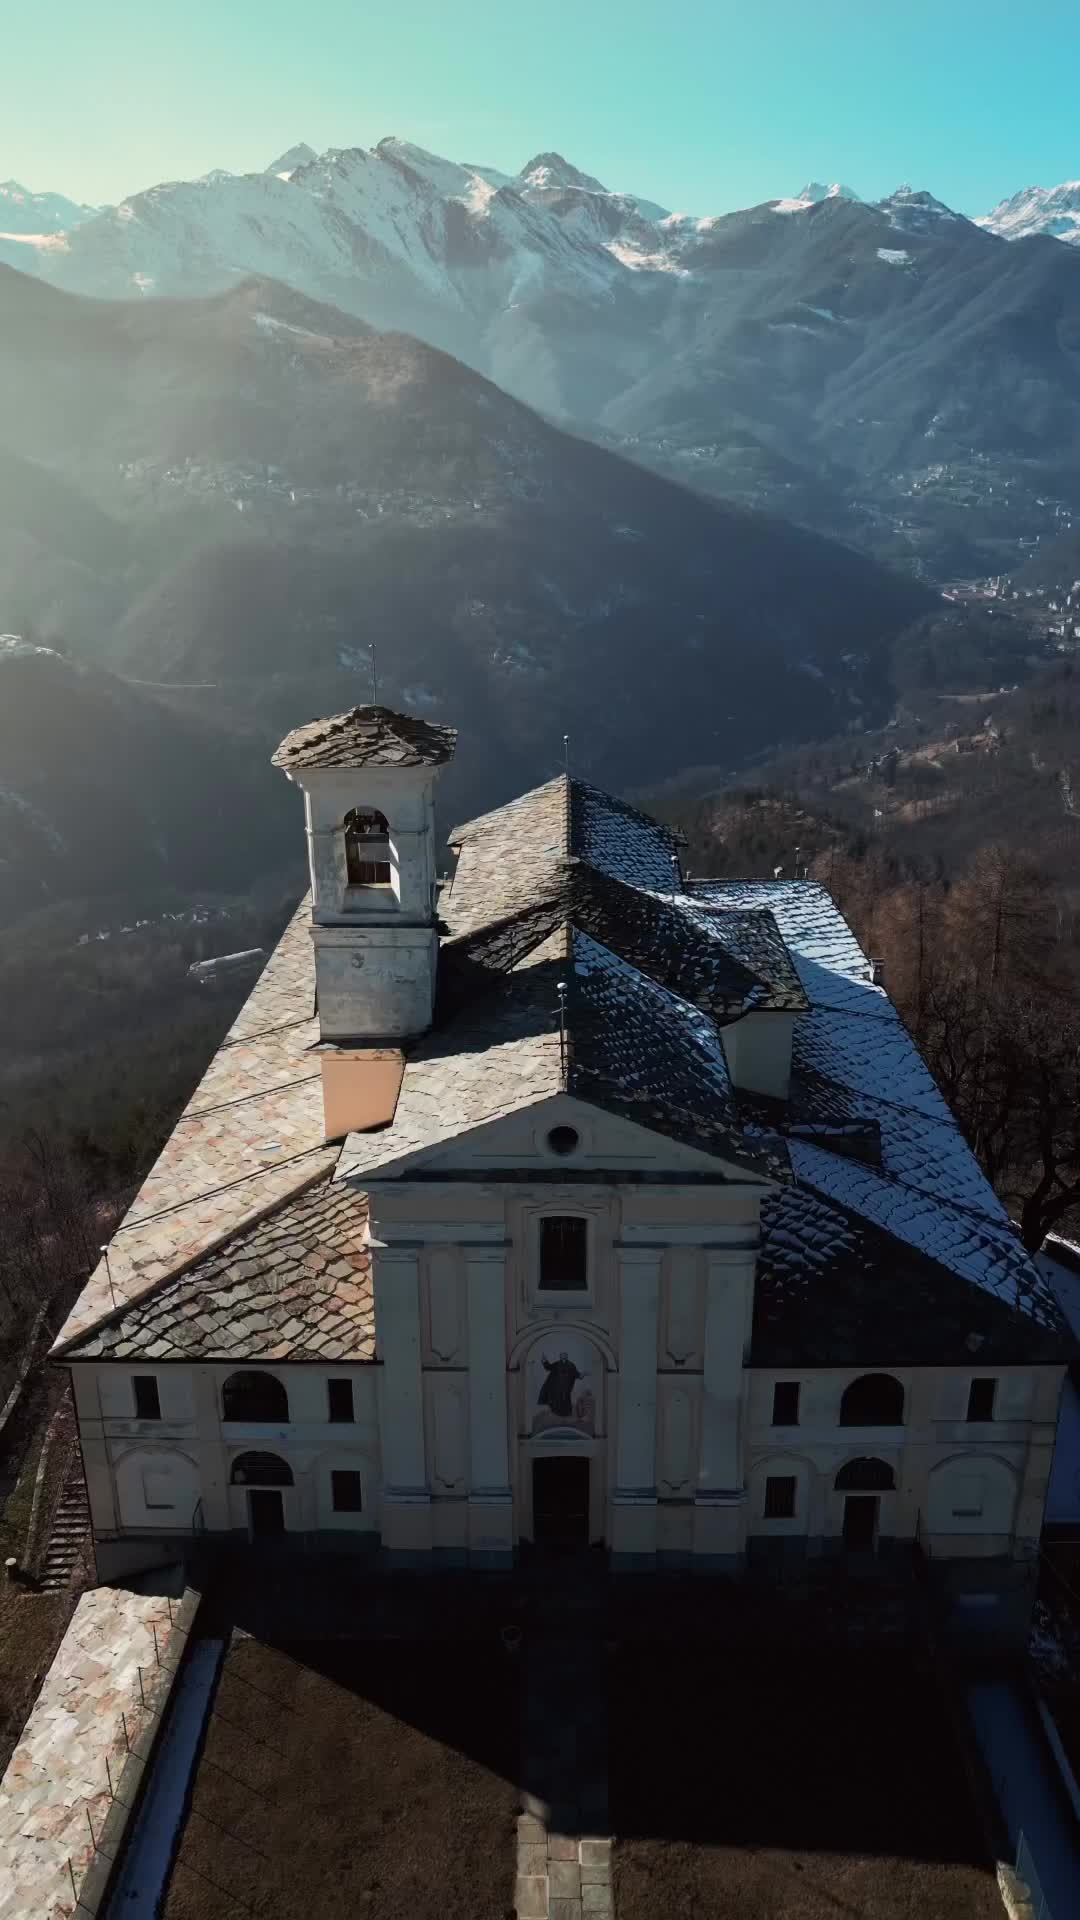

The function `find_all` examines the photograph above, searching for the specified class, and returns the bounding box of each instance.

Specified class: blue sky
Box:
[6,0,1080,214]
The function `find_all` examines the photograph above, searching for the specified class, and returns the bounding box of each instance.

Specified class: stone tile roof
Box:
[272,704,457,771]
[53,899,337,1356]
[60,1174,373,1364]
[0,1585,186,1920]
[670,901,808,1012]
[341,931,786,1182]
[442,858,795,1022]
[694,879,1068,1340]
[753,1184,1066,1366]
[444,775,683,934]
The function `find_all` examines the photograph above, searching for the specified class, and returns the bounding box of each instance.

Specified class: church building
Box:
[53,706,1070,1640]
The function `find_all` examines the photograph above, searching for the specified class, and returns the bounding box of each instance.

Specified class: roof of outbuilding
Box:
[59,1175,374,1364]
[272,704,457,771]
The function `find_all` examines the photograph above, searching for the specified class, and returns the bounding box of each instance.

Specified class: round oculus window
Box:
[546,1125,580,1157]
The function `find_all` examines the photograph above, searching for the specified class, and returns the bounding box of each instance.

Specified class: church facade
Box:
[54,706,1070,1637]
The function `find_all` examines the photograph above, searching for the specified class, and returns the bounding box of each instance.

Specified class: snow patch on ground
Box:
[877,247,911,266]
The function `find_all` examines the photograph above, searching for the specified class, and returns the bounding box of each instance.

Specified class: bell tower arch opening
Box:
[272,705,457,1044]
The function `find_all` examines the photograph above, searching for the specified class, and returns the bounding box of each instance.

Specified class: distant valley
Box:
[4,139,1080,579]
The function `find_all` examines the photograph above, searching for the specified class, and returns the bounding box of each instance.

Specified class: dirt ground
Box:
[611,1647,1002,1920]
[161,1634,519,1920]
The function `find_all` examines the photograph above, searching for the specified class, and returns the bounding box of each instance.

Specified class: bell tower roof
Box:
[272,704,457,773]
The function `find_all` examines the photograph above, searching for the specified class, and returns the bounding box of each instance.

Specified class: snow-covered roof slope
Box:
[693,879,1065,1335]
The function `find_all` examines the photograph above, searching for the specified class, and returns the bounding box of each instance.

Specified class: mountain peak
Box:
[518,151,608,194]
[796,181,861,204]
[265,143,317,179]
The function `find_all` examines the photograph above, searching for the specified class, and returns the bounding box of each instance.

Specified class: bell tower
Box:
[273,704,457,1043]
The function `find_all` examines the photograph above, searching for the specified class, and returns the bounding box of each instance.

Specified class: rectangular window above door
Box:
[133,1375,161,1420]
[539,1216,588,1291]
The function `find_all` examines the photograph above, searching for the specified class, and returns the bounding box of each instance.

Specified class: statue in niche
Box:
[538,1350,584,1419]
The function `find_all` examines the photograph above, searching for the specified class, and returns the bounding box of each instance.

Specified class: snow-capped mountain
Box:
[0,178,97,236]
[978,180,1080,246]
[265,143,318,179]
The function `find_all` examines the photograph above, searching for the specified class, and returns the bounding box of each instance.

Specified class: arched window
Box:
[344,808,392,887]
[839,1373,904,1426]
[835,1457,895,1492]
[221,1371,289,1423]
[230,1451,293,1486]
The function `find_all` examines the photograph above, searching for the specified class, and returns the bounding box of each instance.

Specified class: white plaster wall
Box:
[719,1013,796,1099]
[77,1360,380,1542]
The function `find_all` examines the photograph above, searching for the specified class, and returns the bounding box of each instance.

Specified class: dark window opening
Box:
[772,1381,800,1426]
[835,1456,895,1492]
[546,1125,580,1157]
[332,1470,364,1513]
[231,1451,293,1486]
[222,1370,289,1424]
[344,807,392,887]
[133,1375,161,1420]
[539,1216,588,1291]
[840,1373,904,1427]
[966,1377,997,1423]
[764,1475,797,1519]
[327,1378,355,1424]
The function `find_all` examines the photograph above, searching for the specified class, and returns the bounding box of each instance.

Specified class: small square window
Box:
[331,1470,364,1513]
[772,1382,800,1426]
[966,1378,997,1423]
[764,1475,797,1519]
[133,1375,161,1420]
[327,1378,355,1423]
[539,1216,588,1291]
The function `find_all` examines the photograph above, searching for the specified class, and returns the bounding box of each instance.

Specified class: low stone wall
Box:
[0,1580,199,1920]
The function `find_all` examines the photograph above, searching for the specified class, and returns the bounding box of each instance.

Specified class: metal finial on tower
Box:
[563,733,570,776]
[369,641,378,706]
[670,852,679,902]
[557,978,568,1078]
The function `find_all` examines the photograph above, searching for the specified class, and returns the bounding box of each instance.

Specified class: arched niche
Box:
[927,1454,1018,1537]
[115,1448,200,1529]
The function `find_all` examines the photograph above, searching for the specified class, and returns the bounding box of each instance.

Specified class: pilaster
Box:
[465,1242,513,1563]
[612,1244,661,1562]
[693,1245,755,1564]
[375,1243,432,1556]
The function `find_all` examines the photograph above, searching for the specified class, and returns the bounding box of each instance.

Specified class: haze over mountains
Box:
[5,137,1080,581]
[3,133,1080,918]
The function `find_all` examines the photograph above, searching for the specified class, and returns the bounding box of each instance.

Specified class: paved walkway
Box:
[517,1639,611,1920]
[0,1584,188,1920]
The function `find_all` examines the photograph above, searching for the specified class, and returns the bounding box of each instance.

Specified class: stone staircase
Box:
[39,1464,90,1592]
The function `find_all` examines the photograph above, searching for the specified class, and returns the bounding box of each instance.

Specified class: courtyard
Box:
[159,1632,520,1920]
[611,1644,1003,1920]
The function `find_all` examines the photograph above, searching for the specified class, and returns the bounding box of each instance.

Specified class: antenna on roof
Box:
[557,979,568,1079]
[101,1243,117,1310]
[563,733,570,776]
[794,844,802,880]
[670,853,679,902]
[369,641,378,706]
